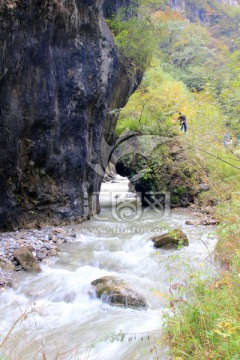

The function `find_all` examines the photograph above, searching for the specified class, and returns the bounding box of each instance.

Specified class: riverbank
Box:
[0,226,76,287]
[0,197,219,289]
[162,196,240,359]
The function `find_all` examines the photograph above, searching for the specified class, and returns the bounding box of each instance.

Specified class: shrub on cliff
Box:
[107,2,157,71]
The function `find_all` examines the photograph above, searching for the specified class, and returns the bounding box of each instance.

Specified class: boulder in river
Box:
[151,229,189,249]
[13,247,41,272]
[90,276,147,309]
[185,220,202,226]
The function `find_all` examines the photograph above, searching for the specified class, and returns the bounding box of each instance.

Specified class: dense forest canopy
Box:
[108,0,240,134]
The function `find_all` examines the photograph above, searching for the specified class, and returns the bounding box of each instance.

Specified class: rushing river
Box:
[0,178,218,360]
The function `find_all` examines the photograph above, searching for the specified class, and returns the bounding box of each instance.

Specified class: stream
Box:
[0,178,218,360]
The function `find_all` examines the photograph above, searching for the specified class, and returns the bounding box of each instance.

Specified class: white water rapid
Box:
[0,177,218,360]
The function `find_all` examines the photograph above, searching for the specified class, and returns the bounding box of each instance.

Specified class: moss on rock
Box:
[151,229,189,249]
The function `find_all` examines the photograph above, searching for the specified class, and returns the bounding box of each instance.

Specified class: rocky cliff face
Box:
[170,0,240,23]
[0,0,140,230]
[170,0,240,10]
[221,0,240,5]
[103,0,130,17]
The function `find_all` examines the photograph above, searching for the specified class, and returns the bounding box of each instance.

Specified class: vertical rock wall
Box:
[169,0,240,23]
[0,0,139,230]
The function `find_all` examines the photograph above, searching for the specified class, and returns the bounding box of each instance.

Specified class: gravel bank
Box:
[0,226,77,287]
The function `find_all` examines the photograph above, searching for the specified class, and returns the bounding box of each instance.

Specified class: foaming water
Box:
[0,178,218,359]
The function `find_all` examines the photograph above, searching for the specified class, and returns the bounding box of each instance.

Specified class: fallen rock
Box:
[36,251,47,260]
[201,219,219,226]
[185,220,202,226]
[47,248,60,257]
[151,229,189,248]
[13,247,41,272]
[90,276,147,309]
[0,256,15,271]
[198,183,210,192]
[185,219,219,226]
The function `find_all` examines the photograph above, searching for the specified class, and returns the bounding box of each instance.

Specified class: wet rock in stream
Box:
[185,219,219,226]
[13,247,41,272]
[151,229,189,249]
[90,276,148,309]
